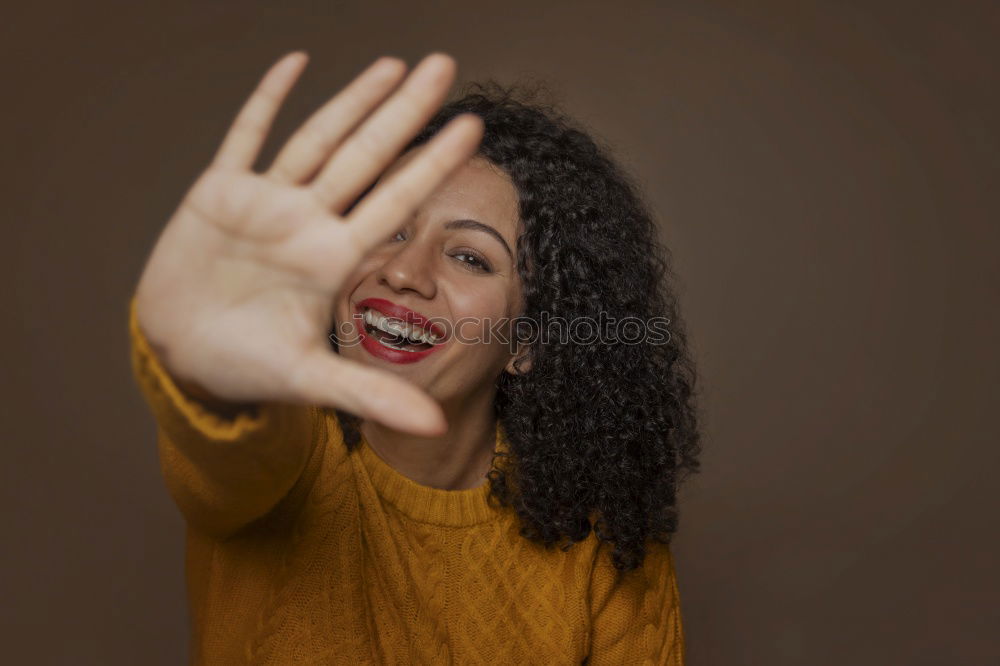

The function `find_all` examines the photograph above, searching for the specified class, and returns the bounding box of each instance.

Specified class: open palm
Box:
[135,52,482,436]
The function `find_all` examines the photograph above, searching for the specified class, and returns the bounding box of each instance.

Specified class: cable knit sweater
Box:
[127,296,686,664]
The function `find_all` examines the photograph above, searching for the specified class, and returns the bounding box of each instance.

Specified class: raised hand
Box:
[134,51,483,436]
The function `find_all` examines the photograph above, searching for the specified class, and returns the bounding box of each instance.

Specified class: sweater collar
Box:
[352,420,510,527]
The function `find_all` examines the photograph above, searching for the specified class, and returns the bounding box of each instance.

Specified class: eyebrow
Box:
[443,219,513,260]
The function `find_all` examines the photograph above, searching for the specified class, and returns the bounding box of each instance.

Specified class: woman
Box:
[130,50,701,664]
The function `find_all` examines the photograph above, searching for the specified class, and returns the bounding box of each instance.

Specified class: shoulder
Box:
[590,539,679,607]
[587,540,685,664]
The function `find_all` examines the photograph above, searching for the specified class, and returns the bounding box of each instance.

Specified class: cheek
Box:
[334,258,382,320]
[448,287,514,347]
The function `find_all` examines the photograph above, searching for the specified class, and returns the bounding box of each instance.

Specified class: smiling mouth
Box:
[361,306,441,353]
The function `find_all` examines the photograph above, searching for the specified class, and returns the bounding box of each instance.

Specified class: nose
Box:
[374,237,437,300]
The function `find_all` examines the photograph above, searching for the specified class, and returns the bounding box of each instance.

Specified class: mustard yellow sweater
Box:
[128,297,686,664]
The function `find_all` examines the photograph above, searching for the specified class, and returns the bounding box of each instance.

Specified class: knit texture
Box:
[128,296,686,664]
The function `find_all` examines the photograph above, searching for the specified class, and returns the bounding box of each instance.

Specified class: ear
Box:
[504,345,532,376]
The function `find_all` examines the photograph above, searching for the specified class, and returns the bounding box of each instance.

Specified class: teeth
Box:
[362,308,441,345]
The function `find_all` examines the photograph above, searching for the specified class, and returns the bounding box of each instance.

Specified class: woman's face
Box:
[333,151,525,406]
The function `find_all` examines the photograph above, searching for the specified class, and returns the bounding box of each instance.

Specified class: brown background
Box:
[3,0,997,663]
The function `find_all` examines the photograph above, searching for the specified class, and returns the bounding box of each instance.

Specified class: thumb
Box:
[288,348,448,437]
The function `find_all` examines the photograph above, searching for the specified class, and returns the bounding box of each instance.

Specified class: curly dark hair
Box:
[333,81,702,572]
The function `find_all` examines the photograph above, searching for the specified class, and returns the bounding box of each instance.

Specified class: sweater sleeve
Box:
[586,542,686,665]
[127,295,322,539]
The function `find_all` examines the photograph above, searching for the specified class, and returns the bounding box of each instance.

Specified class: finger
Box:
[289,347,448,436]
[266,57,408,185]
[309,52,458,213]
[211,51,309,171]
[345,114,484,257]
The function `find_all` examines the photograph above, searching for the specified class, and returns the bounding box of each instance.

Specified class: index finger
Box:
[345,113,485,256]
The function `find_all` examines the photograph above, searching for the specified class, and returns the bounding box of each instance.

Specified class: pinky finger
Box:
[211,51,310,171]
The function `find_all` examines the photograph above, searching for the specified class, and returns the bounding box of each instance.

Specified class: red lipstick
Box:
[353,298,448,365]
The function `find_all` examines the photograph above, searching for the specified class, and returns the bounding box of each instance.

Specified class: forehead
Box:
[386,149,520,234]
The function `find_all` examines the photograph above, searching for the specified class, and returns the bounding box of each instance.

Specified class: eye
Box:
[388,229,407,243]
[451,250,493,273]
